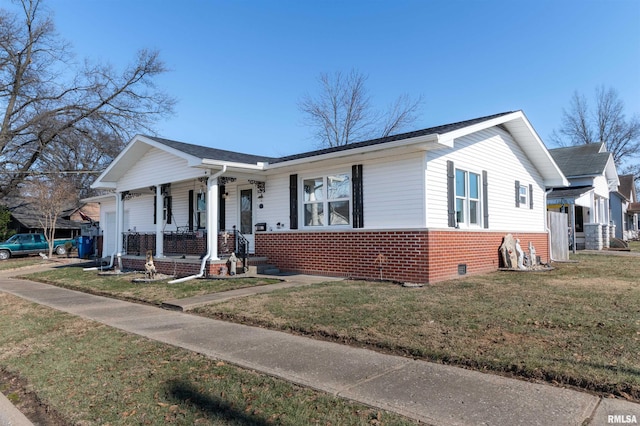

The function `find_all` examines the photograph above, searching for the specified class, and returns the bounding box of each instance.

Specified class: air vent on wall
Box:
[458,264,467,275]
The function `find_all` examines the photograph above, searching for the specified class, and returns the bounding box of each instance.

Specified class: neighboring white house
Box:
[88,110,568,284]
[610,174,639,241]
[547,143,619,250]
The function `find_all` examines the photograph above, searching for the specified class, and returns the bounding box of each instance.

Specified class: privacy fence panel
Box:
[548,211,569,261]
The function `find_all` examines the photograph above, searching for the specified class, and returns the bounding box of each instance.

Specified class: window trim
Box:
[301,172,352,228]
[454,168,482,228]
[519,185,528,208]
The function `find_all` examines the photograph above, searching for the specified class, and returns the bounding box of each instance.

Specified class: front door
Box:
[239,186,255,253]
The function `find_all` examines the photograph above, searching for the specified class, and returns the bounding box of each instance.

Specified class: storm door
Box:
[239,186,255,253]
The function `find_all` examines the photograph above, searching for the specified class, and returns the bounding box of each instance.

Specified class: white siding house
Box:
[548,143,619,250]
[88,111,567,284]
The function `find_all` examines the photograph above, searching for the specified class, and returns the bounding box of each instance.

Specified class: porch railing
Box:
[123,229,241,258]
[233,226,249,272]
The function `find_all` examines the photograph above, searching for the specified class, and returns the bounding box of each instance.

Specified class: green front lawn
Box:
[19,252,640,401]
[195,253,640,401]
[22,265,280,305]
[0,293,415,425]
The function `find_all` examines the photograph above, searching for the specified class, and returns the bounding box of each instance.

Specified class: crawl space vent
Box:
[458,264,467,276]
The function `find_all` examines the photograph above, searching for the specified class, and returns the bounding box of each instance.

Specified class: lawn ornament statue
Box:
[228,252,238,275]
[145,250,157,279]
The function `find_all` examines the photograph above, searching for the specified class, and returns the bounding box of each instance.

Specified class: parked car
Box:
[0,233,77,260]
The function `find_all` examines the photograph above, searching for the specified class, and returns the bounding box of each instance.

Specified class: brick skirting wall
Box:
[121,257,244,278]
[255,229,549,284]
[123,257,205,277]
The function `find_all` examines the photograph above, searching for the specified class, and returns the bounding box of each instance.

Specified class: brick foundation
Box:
[256,229,549,284]
[121,256,245,278]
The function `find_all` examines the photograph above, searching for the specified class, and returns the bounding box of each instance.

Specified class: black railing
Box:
[123,231,206,257]
[233,226,249,272]
[123,229,246,262]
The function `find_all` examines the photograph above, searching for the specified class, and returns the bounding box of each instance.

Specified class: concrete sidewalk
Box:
[1,273,638,425]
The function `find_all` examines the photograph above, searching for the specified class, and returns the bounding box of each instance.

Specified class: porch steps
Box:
[237,256,280,275]
[256,264,281,275]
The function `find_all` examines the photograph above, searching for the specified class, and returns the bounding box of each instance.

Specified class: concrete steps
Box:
[256,263,281,275]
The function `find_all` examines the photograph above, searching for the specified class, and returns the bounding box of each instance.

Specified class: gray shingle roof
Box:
[547,186,594,200]
[3,198,81,230]
[618,174,636,201]
[144,112,515,165]
[270,112,515,164]
[145,136,277,164]
[548,143,610,178]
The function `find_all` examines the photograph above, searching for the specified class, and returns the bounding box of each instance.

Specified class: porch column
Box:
[155,185,164,257]
[570,203,576,254]
[116,191,124,257]
[207,175,220,260]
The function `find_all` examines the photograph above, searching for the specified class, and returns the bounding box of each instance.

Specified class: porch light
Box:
[248,179,266,196]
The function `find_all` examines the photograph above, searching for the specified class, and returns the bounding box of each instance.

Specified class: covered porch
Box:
[118,227,256,276]
[105,168,267,277]
[547,186,611,251]
[86,135,278,280]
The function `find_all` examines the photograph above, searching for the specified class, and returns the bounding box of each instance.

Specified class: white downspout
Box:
[169,166,226,284]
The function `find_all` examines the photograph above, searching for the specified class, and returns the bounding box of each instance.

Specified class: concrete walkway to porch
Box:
[0,263,638,425]
[162,273,342,310]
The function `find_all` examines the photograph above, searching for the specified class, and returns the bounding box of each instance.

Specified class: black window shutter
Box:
[188,190,194,231]
[153,195,157,224]
[219,184,226,230]
[482,170,489,229]
[289,174,298,229]
[529,184,534,209]
[352,164,364,228]
[447,160,456,227]
[166,196,172,224]
[515,180,520,208]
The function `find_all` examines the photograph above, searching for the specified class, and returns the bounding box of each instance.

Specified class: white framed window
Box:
[303,173,351,227]
[196,192,206,229]
[519,185,528,208]
[455,169,481,226]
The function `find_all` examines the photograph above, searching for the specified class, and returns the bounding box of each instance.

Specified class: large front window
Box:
[455,169,480,226]
[303,173,351,227]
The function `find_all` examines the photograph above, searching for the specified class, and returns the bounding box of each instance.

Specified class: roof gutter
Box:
[197,159,266,170]
[169,165,227,284]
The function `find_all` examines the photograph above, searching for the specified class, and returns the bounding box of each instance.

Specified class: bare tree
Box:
[23,176,76,258]
[299,70,423,147]
[0,205,14,241]
[550,86,640,177]
[0,0,176,199]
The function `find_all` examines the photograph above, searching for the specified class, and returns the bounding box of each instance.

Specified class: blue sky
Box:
[22,0,640,157]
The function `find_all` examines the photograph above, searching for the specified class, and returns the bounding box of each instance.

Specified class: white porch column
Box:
[155,185,164,257]
[207,175,220,260]
[116,191,124,256]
